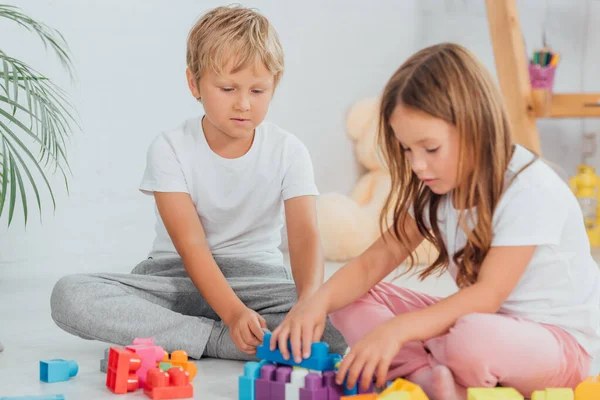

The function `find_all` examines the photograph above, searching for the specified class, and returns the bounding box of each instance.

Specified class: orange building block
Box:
[340,395,378,400]
[160,350,197,380]
[144,367,193,399]
[379,378,428,399]
[106,347,142,394]
[575,375,600,399]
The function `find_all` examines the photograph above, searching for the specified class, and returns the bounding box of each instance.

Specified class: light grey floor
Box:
[0,255,597,399]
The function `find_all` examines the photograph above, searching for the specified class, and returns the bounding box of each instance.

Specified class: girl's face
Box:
[390,104,461,195]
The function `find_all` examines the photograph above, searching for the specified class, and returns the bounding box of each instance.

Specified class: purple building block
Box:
[271,366,292,400]
[323,371,344,400]
[255,364,277,400]
[299,373,328,400]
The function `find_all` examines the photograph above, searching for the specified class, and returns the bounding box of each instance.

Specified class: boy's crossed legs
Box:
[50,256,347,360]
[330,282,590,400]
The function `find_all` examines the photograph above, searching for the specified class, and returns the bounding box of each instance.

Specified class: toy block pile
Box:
[104,337,194,399]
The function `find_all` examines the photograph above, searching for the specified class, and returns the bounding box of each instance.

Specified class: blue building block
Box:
[0,396,65,400]
[39,359,78,383]
[256,333,341,372]
[238,360,270,400]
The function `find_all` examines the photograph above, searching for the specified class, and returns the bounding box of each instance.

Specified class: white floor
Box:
[0,256,598,399]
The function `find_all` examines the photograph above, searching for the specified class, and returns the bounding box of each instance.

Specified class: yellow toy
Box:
[569,164,600,247]
[379,379,428,400]
[531,388,574,399]
[467,387,523,399]
[316,97,436,263]
[574,374,600,399]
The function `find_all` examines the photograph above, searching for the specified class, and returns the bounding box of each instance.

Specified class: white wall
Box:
[0,0,418,278]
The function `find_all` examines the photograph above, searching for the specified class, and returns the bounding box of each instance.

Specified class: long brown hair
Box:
[379,43,522,288]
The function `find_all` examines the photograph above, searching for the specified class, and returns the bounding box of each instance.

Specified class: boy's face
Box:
[187,59,275,141]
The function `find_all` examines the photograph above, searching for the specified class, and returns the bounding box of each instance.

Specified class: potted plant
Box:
[0,4,78,351]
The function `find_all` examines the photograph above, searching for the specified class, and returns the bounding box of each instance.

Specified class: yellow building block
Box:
[378,391,410,400]
[379,378,428,400]
[575,375,600,399]
[467,387,524,399]
[531,388,574,399]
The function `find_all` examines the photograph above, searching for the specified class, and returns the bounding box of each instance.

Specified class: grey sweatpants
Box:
[50,256,347,361]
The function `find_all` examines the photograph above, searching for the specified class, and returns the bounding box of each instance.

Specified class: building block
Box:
[126,342,165,387]
[272,365,293,399]
[378,393,410,400]
[257,333,341,371]
[255,364,276,400]
[100,348,109,373]
[39,359,78,383]
[161,350,198,381]
[380,379,428,400]
[159,362,172,372]
[340,395,379,400]
[143,367,193,399]
[300,373,328,400]
[575,375,600,399]
[467,387,524,399]
[323,370,345,400]
[238,361,263,400]
[531,388,574,399]
[106,347,142,394]
[0,396,66,400]
[286,369,309,400]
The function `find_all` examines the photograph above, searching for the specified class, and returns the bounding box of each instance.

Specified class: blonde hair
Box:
[186,4,284,86]
[379,42,533,288]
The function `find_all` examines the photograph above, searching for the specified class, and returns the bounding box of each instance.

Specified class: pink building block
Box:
[126,342,165,387]
[300,373,328,400]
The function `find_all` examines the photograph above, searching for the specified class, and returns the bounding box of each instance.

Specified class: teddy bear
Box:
[316,97,437,265]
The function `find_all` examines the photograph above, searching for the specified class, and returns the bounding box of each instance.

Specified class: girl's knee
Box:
[442,313,493,369]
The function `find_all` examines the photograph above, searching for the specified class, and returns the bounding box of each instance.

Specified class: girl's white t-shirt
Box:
[422,145,600,356]
[139,116,319,267]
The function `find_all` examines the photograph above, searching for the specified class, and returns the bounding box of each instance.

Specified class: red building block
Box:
[106,347,142,394]
[161,350,197,381]
[126,343,165,387]
[144,367,193,399]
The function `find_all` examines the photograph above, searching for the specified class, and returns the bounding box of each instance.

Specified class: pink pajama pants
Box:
[329,282,591,396]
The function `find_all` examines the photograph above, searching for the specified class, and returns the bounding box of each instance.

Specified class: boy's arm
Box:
[284,195,324,300]
[154,192,264,351]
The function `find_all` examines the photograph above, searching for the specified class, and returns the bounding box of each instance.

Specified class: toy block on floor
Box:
[143,367,193,399]
[126,341,165,386]
[257,333,341,371]
[100,348,109,373]
[272,365,293,399]
[575,375,600,399]
[340,395,379,400]
[467,387,523,399]
[39,359,78,383]
[531,388,574,399]
[0,396,66,400]
[161,350,198,380]
[239,361,264,400]
[286,369,310,400]
[380,379,428,400]
[323,370,345,400]
[255,363,276,400]
[106,347,142,394]
[300,373,329,400]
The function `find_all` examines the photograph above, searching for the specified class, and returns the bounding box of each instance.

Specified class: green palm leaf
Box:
[0,4,77,226]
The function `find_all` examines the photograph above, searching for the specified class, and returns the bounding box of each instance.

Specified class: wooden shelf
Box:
[486,0,600,155]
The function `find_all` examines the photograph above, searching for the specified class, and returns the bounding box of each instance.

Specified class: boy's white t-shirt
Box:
[139,116,319,267]
[422,145,600,356]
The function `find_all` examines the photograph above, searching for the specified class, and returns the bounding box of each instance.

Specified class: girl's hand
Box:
[336,319,404,392]
[270,295,329,364]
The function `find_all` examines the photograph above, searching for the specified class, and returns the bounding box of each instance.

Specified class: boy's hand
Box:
[226,306,267,354]
[270,295,328,364]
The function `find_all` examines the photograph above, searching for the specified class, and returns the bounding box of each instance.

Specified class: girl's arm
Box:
[320,215,425,314]
[387,245,536,344]
[284,195,324,300]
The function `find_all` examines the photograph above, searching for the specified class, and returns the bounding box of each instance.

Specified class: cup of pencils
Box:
[529,49,560,90]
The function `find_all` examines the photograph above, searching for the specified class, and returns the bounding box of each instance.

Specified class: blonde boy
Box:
[50,5,346,360]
